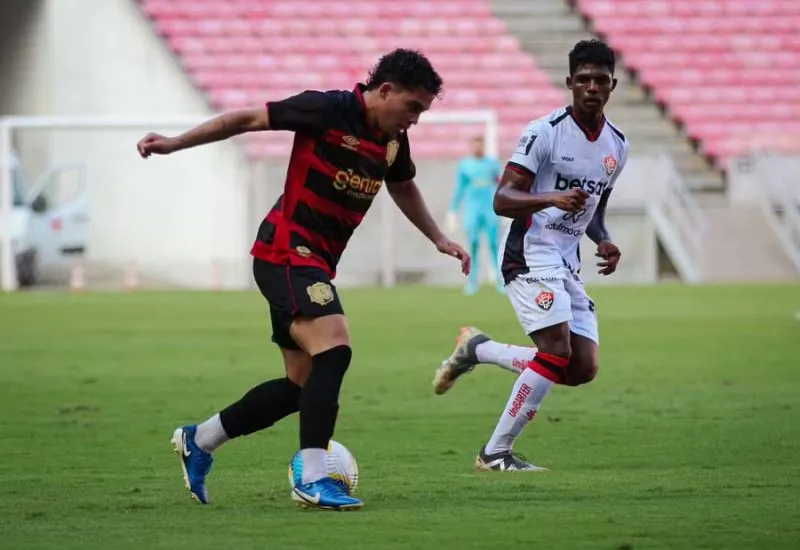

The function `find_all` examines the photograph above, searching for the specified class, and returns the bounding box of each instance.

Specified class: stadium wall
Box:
[8,0,252,288]
[1,0,659,290]
[0,0,51,177]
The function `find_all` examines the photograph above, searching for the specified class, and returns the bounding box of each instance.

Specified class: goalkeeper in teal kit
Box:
[446,136,504,295]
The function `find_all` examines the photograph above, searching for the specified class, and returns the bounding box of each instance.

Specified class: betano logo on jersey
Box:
[555,173,609,196]
[333,169,383,199]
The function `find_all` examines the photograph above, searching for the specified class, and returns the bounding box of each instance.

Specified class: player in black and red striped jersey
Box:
[136,49,470,511]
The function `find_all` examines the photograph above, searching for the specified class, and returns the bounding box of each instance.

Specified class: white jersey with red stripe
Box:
[500,106,629,282]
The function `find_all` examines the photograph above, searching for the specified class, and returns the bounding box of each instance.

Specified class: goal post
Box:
[377,108,500,288]
[0,115,240,293]
[0,109,500,292]
[0,122,13,292]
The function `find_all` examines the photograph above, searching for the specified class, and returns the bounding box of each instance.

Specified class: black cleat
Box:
[474,446,548,472]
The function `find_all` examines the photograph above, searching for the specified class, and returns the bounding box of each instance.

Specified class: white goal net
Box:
[0,110,499,292]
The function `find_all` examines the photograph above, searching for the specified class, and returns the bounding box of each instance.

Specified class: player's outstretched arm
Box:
[387,179,471,275]
[137,108,270,158]
[493,167,589,218]
[386,179,442,242]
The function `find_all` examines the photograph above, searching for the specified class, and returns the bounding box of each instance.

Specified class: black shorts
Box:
[252,257,344,350]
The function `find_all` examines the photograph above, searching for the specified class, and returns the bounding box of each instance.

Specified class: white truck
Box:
[10,152,89,287]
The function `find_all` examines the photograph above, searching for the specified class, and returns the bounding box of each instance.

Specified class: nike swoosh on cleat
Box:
[182,431,191,458]
[485,458,507,470]
[297,490,321,505]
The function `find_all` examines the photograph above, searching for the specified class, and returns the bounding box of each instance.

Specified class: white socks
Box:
[475,340,537,374]
[484,367,553,455]
[300,448,328,484]
[194,413,230,454]
[193,415,328,485]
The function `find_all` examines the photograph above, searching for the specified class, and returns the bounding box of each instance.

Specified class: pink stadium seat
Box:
[139,0,800,163]
[167,36,206,54]
[137,0,562,159]
[395,18,506,37]
[628,51,800,71]
[609,34,731,53]
[576,0,800,165]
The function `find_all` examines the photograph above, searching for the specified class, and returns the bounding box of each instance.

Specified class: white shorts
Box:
[506,270,599,344]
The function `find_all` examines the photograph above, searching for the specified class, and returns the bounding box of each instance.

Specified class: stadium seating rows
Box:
[575,0,800,163]
[137,0,567,159]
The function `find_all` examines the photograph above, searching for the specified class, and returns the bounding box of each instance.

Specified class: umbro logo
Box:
[341,135,359,151]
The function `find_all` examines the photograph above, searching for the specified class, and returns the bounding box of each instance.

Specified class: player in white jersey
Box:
[432,40,629,471]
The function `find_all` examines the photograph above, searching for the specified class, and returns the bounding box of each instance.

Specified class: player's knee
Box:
[286,369,308,387]
[536,339,571,361]
[530,324,572,360]
[313,344,352,372]
[576,363,598,385]
[282,349,312,387]
[566,357,598,386]
[308,345,352,398]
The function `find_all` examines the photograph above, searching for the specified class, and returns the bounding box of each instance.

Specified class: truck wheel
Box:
[17,252,39,287]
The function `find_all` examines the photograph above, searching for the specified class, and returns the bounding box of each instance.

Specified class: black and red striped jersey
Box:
[250,84,415,277]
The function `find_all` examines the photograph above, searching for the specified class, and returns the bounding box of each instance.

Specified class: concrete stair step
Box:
[490,0,727,197]
[491,1,571,16]
[506,17,587,34]
[699,205,797,280]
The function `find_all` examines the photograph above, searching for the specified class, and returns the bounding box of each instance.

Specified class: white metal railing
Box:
[755,154,800,274]
[645,155,708,283]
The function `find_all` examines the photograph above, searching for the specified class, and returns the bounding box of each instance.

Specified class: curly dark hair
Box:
[365,49,444,97]
[568,39,615,76]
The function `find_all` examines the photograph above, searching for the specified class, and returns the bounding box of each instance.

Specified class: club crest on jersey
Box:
[307,282,334,306]
[535,290,554,311]
[603,155,618,176]
[386,139,399,166]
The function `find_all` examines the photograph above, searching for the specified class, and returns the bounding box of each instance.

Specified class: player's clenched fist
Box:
[137,133,178,158]
[549,188,590,212]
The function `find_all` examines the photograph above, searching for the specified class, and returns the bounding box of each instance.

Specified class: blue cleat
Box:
[292,477,364,511]
[289,451,363,511]
[171,425,213,504]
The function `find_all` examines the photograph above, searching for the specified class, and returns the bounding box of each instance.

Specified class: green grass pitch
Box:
[1,284,799,549]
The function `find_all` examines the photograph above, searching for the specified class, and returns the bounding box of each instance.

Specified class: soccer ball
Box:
[288,440,359,495]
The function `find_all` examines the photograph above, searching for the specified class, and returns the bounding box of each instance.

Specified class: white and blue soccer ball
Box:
[288,440,360,495]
